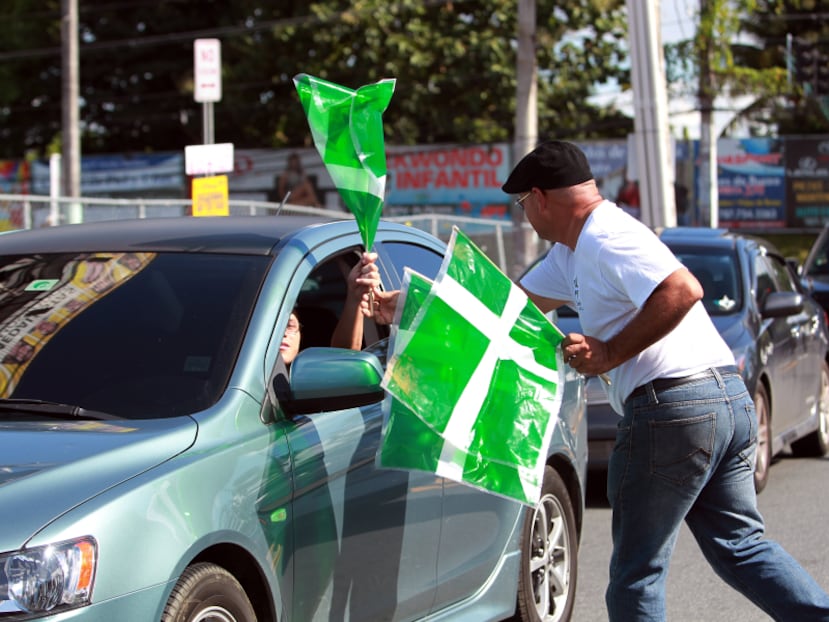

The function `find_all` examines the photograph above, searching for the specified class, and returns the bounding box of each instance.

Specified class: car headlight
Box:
[0,537,96,616]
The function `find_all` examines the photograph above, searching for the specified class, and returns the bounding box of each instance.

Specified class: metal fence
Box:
[0,193,547,276]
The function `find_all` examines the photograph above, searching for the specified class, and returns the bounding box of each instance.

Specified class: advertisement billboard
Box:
[716,138,786,229]
[785,137,829,228]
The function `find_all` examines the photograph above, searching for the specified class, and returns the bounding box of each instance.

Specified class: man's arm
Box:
[562,267,703,376]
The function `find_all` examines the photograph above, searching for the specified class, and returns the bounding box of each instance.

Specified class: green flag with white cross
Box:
[293,73,395,250]
[379,228,566,505]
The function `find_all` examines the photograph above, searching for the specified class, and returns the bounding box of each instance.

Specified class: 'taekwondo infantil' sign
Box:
[385,144,510,207]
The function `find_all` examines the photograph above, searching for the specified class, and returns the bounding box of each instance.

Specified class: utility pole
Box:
[511,0,538,278]
[627,0,675,229]
[61,0,82,224]
[697,0,718,227]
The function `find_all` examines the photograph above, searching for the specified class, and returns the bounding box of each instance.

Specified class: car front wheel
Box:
[161,562,257,622]
[515,465,578,622]
[753,383,772,494]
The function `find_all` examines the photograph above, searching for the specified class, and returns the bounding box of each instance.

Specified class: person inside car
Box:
[281,251,381,366]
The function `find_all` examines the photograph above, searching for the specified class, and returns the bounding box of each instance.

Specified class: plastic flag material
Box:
[380,228,566,505]
[293,73,395,251]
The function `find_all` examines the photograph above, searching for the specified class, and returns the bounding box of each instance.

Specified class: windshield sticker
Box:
[25,279,60,292]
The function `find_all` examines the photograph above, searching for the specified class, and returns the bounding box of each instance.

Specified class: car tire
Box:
[161,562,257,622]
[515,465,578,622]
[753,383,772,494]
[791,359,829,457]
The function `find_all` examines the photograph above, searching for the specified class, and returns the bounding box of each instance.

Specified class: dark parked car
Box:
[0,216,587,622]
[800,224,829,314]
[529,227,829,493]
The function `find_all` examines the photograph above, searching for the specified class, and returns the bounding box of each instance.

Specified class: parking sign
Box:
[194,39,222,103]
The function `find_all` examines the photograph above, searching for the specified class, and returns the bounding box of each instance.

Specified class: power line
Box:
[0,0,212,23]
[0,0,465,62]
[0,17,305,61]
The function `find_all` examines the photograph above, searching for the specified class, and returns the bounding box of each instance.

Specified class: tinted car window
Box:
[765,252,798,293]
[382,242,443,282]
[295,250,357,349]
[805,231,829,276]
[755,255,778,308]
[0,252,269,418]
[673,250,742,315]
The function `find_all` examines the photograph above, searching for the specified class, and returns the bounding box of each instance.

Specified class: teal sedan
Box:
[0,216,586,622]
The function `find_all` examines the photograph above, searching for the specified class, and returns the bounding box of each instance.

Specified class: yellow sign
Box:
[192,175,229,217]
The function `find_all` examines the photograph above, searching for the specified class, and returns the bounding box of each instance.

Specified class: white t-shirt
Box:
[521,200,734,413]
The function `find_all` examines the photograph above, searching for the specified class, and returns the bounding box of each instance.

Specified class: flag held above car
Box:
[293,73,395,252]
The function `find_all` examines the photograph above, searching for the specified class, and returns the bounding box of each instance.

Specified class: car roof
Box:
[659,226,782,256]
[0,215,358,256]
[659,227,737,250]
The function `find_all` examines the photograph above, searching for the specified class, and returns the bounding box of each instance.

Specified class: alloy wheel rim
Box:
[530,492,570,622]
[194,606,236,622]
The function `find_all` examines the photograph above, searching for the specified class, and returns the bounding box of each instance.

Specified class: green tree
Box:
[0,0,63,157]
[664,0,829,136]
[757,0,829,134]
[0,0,632,159]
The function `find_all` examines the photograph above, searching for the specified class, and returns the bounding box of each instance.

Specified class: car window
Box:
[765,253,798,294]
[755,255,777,307]
[381,242,444,283]
[294,248,388,350]
[294,251,355,349]
[0,252,269,419]
[805,230,829,276]
[674,251,742,315]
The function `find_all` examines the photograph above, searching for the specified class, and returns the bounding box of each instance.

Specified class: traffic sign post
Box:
[192,175,229,217]
[185,142,234,217]
[185,143,234,177]
[194,38,222,144]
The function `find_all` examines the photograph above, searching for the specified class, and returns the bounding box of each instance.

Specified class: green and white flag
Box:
[380,228,566,505]
[293,73,395,250]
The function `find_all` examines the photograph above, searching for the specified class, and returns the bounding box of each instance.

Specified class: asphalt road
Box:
[573,454,829,621]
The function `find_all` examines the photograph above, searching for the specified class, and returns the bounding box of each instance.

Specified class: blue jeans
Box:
[605,366,829,621]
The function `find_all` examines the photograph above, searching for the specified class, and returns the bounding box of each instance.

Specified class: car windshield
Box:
[547,250,742,318]
[673,250,742,316]
[0,251,269,419]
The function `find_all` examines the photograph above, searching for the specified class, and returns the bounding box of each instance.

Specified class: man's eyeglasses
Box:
[514,192,531,209]
[285,319,302,336]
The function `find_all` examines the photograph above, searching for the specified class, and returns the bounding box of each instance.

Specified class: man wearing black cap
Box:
[510,140,829,621]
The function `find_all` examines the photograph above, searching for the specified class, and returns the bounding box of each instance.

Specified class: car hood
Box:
[0,416,198,549]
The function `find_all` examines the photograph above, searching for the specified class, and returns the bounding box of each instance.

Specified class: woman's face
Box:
[281,313,301,364]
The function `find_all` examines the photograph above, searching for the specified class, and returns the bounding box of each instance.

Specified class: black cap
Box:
[501,140,594,194]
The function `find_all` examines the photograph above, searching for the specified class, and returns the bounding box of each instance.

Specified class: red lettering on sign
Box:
[391,146,505,169]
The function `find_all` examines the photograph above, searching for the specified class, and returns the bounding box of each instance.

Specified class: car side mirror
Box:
[760,291,804,319]
[275,347,385,417]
